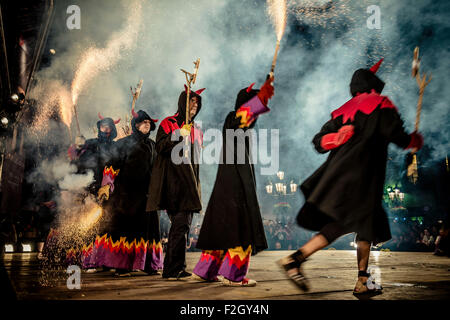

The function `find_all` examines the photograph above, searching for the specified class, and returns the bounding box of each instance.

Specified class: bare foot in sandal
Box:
[277,250,310,291]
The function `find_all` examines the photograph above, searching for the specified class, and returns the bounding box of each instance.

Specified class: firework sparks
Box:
[71,0,143,107]
[267,0,287,41]
[28,80,73,132]
[80,204,103,231]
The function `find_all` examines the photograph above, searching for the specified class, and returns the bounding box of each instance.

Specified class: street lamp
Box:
[277,171,284,180]
[386,186,405,203]
[265,182,273,194]
[266,171,298,197]
[290,180,297,193]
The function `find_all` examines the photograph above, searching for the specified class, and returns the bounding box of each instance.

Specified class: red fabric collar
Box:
[331,90,397,123]
[160,114,203,145]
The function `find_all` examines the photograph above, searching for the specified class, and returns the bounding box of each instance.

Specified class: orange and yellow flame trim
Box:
[236,106,255,128]
[88,233,162,255]
[103,166,120,178]
[223,245,252,269]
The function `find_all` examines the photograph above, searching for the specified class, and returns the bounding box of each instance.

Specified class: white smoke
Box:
[28,0,449,212]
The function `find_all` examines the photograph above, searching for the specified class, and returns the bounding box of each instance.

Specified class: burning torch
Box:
[407,46,432,184]
[180,59,200,158]
[267,0,287,79]
[130,79,144,120]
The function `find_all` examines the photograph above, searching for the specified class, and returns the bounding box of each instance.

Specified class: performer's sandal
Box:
[144,269,161,276]
[115,269,132,277]
[353,271,383,295]
[191,273,221,282]
[222,277,257,287]
[277,250,309,292]
[164,270,193,281]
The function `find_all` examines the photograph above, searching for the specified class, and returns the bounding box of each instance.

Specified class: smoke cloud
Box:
[27,0,449,217]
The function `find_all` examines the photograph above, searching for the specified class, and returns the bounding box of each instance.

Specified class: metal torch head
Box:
[412,47,420,78]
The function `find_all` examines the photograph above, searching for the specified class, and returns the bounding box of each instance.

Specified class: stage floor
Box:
[2,250,449,300]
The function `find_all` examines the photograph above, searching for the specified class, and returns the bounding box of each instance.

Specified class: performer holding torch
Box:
[189,1,281,286]
[191,76,275,287]
[278,58,424,294]
[146,61,205,280]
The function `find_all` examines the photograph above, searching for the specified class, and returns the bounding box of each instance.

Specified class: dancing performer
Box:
[192,76,274,287]
[147,87,204,280]
[278,59,424,294]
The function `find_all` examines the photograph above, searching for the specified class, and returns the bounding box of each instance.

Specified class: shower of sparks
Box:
[267,0,287,41]
[28,80,73,132]
[79,204,103,231]
[287,0,389,76]
[71,0,143,107]
[38,192,104,287]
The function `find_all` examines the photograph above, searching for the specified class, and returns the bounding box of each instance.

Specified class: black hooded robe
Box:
[83,111,163,271]
[77,118,120,195]
[103,111,162,271]
[146,90,203,277]
[297,69,414,245]
[196,88,268,255]
[146,91,203,214]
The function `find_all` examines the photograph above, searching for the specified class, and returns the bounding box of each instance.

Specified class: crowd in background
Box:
[262,215,449,255]
[14,206,449,257]
[160,211,450,256]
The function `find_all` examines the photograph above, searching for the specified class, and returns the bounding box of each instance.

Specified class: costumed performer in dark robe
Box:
[192,76,274,287]
[147,87,205,280]
[278,59,424,295]
[85,109,161,277]
[44,113,120,268]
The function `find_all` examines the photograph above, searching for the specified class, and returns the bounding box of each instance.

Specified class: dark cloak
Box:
[196,88,268,254]
[297,69,413,245]
[76,118,119,194]
[108,110,159,242]
[146,90,203,213]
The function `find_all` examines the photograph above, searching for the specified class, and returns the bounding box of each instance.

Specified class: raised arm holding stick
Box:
[180,59,200,158]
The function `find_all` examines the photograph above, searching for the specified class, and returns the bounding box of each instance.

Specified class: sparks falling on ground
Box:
[267,0,288,41]
[70,0,143,115]
[79,204,103,231]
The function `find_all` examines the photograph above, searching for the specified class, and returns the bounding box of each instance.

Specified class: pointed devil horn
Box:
[184,84,189,93]
[151,118,159,123]
[131,109,139,119]
[195,88,205,95]
[98,112,104,120]
[114,118,121,124]
[370,58,384,74]
[246,83,255,93]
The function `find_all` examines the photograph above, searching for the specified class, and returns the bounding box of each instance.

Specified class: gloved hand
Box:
[257,76,275,106]
[320,125,355,151]
[406,131,423,153]
[180,124,192,137]
[97,184,110,201]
